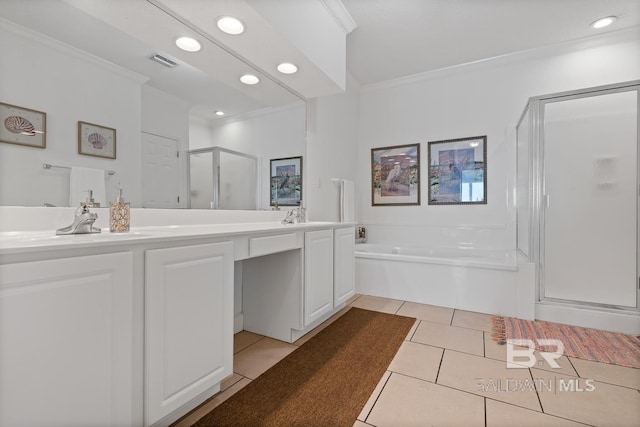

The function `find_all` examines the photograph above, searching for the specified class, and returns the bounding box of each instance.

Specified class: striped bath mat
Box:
[491,316,640,369]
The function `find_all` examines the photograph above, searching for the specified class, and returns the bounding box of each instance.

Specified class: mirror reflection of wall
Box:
[0,0,306,210]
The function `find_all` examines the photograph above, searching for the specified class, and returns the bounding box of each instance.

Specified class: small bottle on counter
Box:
[110,185,130,233]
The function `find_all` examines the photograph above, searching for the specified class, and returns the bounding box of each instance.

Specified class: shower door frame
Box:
[517,80,640,313]
[187,146,259,209]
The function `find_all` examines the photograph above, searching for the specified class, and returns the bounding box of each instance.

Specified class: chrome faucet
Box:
[281,207,306,224]
[56,205,102,235]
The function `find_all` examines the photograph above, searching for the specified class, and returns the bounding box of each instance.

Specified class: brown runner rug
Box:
[492,315,640,369]
[193,307,415,427]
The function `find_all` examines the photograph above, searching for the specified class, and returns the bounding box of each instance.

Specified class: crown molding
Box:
[319,0,357,34]
[209,101,306,128]
[361,26,640,93]
[0,17,149,85]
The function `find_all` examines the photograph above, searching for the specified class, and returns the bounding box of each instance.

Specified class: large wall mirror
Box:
[0,0,306,210]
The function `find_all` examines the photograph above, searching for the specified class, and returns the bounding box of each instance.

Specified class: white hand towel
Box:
[69,167,106,207]
[340,179,355,223]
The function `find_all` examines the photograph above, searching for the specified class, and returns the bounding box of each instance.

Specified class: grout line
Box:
[528,367,545,413]
[434,348,446,384]
[482,331,486,357]
[483,397,487,427]
[483,396,593,426]
[566,356,579,377]
[361,371,393,423]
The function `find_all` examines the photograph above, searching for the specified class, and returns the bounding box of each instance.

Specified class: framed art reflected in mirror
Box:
[270,156,302,207]
[0,102,46,149]
[78,121,116,159]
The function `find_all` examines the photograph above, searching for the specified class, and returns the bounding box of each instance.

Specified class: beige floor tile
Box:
[438,349,541,411]
[353,421,372,427]
[452,309,494,332]
[172,378,251,427]
[345,293,362,305]
[233,330,263,354]
[388,341,443,382]
[484,331,507,360]
[569,357,640,390]
[233,337,297,379]
[349,294,404,314]
[412,321,484,356]
[396,301,454,324]
[219,372,243,392]
[486,399,587,427]
[483,332,577,376]
[358,370,391,421]
[533,368,640,427]
[366,373,485,426]
[405,319,419,340]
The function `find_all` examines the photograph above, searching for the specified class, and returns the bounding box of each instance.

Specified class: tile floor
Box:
[174,295,640,427]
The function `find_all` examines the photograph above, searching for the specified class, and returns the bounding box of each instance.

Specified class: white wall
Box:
[0,22,144,207]
[356,31,640,250]
[306,73,360,222]
[141,86,191,208]
[189,104,306,210]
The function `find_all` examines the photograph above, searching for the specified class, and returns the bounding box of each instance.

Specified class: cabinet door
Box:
[145,242,233,425]
[304,229,334,326]
[334,227,355,306]
[0,252,134,427]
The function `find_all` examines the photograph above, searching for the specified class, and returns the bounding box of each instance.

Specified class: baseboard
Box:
[234,313,243,334]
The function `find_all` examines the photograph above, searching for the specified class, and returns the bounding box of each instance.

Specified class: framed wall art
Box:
[270,156,302,206]
[78,121,116,159]
[371,143,420,206]
[0,102,46,148]
[428,135,487,205]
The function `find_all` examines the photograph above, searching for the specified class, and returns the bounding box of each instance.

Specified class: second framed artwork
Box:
[270,156,302,206]
[371,143,420,206]
[78,121,116,159]
[428,135,487,205]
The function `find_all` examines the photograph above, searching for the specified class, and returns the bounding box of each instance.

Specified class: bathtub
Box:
[355,243,517,271]
[355,243,531,317]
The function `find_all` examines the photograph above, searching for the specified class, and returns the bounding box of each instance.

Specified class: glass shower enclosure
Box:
[516,81,639,317]
[188,147,257,210]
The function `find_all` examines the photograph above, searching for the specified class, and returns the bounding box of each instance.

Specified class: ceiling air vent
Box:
[150,54,178,68]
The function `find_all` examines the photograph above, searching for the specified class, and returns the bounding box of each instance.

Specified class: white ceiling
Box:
[342,0,640,85]
[1,0,638,114]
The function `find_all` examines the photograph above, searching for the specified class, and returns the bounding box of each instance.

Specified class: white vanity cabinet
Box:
[0,252,135,427]
[333,226,355,306]
[145,241,234,426]
[304,229,335,326]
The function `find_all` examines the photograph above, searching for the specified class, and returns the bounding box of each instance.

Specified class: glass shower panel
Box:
[542,90,638,307]
[218,151,256,210]
[516,106,531,257]
[189,152,214,209]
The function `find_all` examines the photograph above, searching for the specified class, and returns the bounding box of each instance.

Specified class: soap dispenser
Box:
[83,189,100,208]
[110,185,130,233]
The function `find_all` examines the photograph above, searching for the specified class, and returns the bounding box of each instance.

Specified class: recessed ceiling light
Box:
[217,16,245,35]
[590,16,617,29]
[215,110,225,116]
[240,74,260,85]
[175,36,201,52]
[277,62,298,74]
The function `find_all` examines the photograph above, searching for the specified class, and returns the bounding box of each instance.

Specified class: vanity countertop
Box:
[0,221,352,255]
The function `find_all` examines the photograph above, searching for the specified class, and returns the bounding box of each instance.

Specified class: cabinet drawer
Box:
[249,233,299,257]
